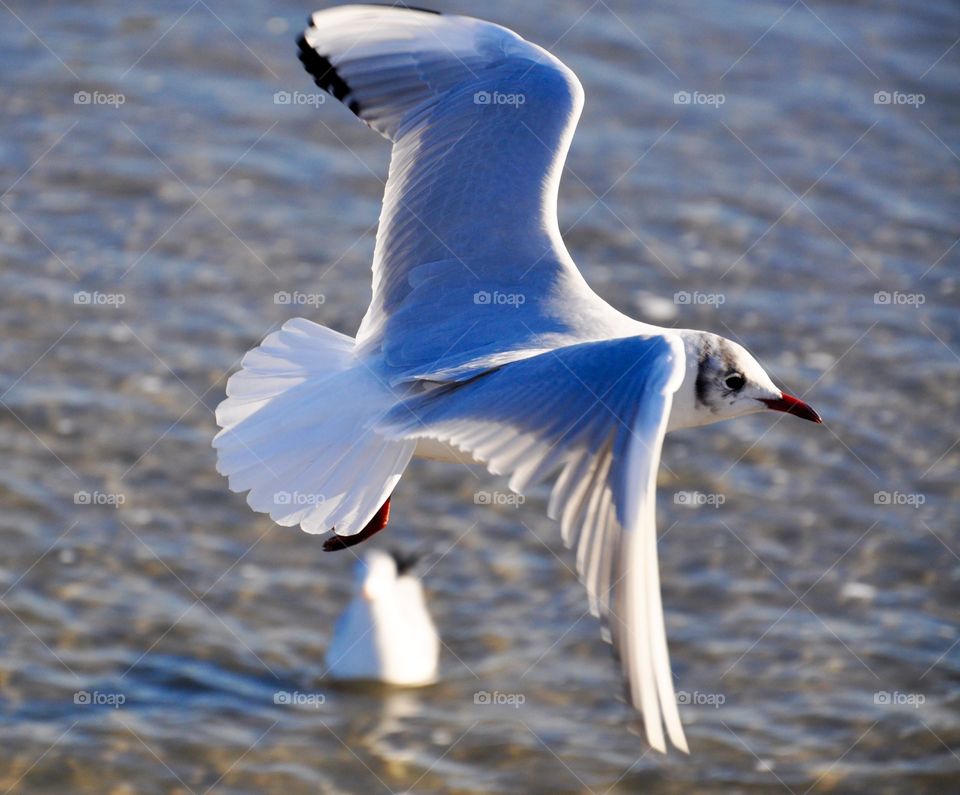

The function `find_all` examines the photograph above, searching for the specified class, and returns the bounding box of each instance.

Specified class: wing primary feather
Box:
[297,36,360,114]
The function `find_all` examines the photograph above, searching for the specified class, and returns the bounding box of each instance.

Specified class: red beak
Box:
[761,392,822,423]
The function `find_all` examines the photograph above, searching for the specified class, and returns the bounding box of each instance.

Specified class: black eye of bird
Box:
[724,373,746,391]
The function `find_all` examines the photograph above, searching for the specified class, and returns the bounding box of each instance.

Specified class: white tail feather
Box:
[213,319,415,535]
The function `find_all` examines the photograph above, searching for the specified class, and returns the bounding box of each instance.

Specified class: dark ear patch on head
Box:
[694,354,710,407]
[694,336,719,408]
[389,548,420,576]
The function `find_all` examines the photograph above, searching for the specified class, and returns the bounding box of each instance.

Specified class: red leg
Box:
[322,497,391,552]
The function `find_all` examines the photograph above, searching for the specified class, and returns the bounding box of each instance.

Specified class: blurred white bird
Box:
[325,548,439,687]
[214,5,821,752]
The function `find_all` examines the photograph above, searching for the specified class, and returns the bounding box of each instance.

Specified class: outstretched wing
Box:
[299,6,632,379]
[380,334,689,753]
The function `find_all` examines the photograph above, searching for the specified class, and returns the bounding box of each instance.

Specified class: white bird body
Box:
[326,550,440,687]
[213,5,821,753]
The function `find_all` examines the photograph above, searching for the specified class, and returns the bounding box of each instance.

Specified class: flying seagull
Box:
[326,548,440,687]
[213,4,821,753]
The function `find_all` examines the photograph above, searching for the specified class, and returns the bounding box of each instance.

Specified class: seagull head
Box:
[673,331,821,428]
[355,548,422,601]
[355,549,399,601]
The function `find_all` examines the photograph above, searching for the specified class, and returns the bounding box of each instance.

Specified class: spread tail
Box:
[213,318,415,536]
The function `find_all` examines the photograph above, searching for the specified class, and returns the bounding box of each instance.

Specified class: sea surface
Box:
[1,1,958,792]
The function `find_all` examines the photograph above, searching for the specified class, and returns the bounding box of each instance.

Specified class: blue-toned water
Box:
[1,1,957,792]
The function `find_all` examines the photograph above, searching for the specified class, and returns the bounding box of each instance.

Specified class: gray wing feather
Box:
[380,333,689,752]
[300,7,633,379]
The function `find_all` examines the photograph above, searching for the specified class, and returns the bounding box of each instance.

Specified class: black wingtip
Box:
[298,4,440,115]
[356,3,441,13]
[296,34,360,115]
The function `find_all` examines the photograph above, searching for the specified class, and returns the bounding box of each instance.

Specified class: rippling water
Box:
[1,1,958,792]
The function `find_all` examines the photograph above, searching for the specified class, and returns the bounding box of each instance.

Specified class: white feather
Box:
[214,318,415,535]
